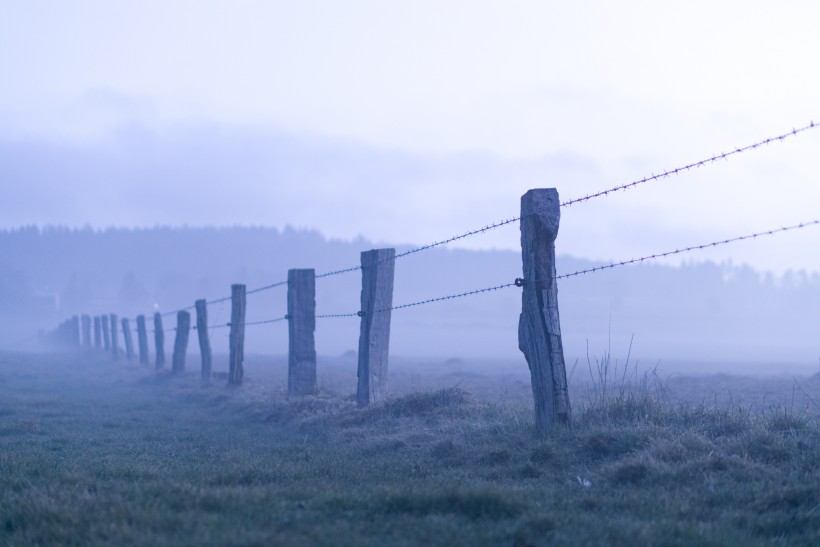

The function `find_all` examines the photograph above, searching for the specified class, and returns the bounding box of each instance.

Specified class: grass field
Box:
[1,350,819,546]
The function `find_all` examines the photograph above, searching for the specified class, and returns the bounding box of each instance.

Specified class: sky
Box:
[1,1,819,274]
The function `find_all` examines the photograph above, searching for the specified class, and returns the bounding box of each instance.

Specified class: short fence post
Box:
[94,316,102,348]
[81,315,92,347]
[136,315,149,365]
[228,284,246,385]
[172,311,190,373]
[287,269,316,395]
[121,318,135,361]
[356,248,396,407]
[195,299,212,382]
[101,315,111,350]
[71,315,81,347]
[110,313,119,359]
[153,312,165,369]
[518,188,571,432]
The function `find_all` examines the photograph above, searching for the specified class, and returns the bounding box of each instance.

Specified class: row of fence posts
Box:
[44,189,571,431]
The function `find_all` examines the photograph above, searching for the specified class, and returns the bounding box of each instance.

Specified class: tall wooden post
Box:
[518,188,571,432]
[195,299,212,381]
[153,312,165,369]
[136,315,149,365]
[93,316,102,348]
[228,284,246,385]
[172,311,190,373]
[356,248,396,407]
[81,315,92,347]
[71,315,81,347]
[101,315,111,350]
[288,269,316,395]
[121,318,135,361]
[109,313,119,359]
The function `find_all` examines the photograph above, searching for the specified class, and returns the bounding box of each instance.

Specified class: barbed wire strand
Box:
[132,121,820,317]
[557,219,820,279]
[317,217,820,318]
[561,121,817,207]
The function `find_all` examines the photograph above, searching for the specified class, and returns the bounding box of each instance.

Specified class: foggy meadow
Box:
[2,223,819,545]
[4,1,820,545]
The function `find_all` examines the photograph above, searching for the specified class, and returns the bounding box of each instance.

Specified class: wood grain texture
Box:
[195,299,212,381]
[153,312,165,369]
[172,311,190,373]
[518,189,571,432]
[288,269,317,395]
[357,248,396,407]
[109,314,119,359]
[228,284,246,385]
[121,318,135,361]
[136,315,150,365]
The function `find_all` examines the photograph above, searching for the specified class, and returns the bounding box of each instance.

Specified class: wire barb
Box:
[558,219,820,279]
[561,121,819,207]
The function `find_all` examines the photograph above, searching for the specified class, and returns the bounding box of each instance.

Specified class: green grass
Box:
[0,350,818,546]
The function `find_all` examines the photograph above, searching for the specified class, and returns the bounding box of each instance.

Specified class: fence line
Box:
[150,120,817,318]
[44,120,820,431]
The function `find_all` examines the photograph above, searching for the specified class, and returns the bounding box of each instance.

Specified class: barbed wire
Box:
[88,120,820,324]
[556,219,820,279]
[561,121,817,207]
[315,215,527,280]
[316,311,361,318]
[380,282,517,313]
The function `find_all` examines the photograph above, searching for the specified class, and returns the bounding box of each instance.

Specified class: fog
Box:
[3,225,819,376]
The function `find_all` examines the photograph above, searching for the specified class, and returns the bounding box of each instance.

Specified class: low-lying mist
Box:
[2,225,819,375]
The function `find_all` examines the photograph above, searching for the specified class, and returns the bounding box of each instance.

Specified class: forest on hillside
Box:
[2,225,819,366]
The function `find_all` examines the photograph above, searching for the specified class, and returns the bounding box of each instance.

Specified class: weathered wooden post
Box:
[153,312,166,369]
[101,315,111,350]
[136,315,149,365]
[121,318,135,361]
[71,315,81,347]
[228,284,246,385]
[172,311,190,373]
[109,313,119,359]
[94,316,102,348]
[518,188,571,432]
[287,269,317,395]
[356,248,396,407]
[195,299,212,381]
[81,315,92,347]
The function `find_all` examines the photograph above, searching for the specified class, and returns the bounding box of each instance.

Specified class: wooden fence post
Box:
[71,315,81,347]
[228,284,246,385]
[356,248,396,407]
[136,315,149,365]
[287,269,316,395]
[195,299,212,381]
[518,188,571,432]
[81,315,92,347]
[101,315,111,350]
[94,316,102,348]
[110,313,119,359]
[121,318,135,361]
[153,312,165,369]
[172,311,190,373]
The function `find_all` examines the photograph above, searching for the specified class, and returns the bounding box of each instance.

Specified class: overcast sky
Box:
[1,1,819,274]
